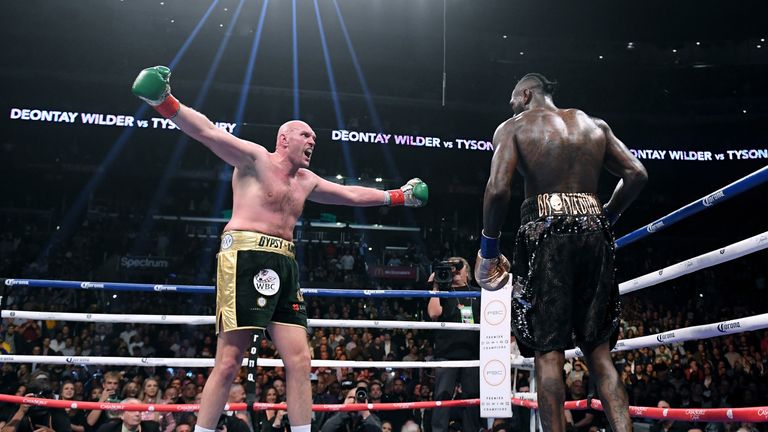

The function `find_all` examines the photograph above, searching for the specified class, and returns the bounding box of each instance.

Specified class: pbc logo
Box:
[483,300,507,326]
[482,360,507,386]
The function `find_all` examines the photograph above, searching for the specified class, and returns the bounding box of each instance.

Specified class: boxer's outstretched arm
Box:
[172,104,266,169]
[308,174,428,207]
[308,175,388,206]
[483,120,519,238]
[132,66,264,169]
[596,118,648,217]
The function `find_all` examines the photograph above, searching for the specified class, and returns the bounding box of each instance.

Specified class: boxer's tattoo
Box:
[536,375,565,432]
[594,372,632,432]
[535,353,567,432]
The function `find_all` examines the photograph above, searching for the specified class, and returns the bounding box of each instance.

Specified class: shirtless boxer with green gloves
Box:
[132,65,428,432]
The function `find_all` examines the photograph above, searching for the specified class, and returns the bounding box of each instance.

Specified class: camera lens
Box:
[355,387,368,403]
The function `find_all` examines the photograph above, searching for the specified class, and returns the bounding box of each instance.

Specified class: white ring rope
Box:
[5,232,765,329]
[3,233,764,379]
[2,314,764,370]
[619,231,768,295]
[0,312,478,331]
[512,312,768,367]
[0,355,481,369]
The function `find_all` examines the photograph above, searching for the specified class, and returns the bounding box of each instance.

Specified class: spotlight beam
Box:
[132,0,247,254]
[36,0,221,264]
[331,1,404,183]
[292,0,300,119]
[195,0,270,281]
[314,0,367,225]
[332,0,424,241]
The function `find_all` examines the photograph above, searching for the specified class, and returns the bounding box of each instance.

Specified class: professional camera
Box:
[28,405,51,427]
[27,383,54,426]
[355,387,368,403]
[433,260,463,285]
[216,414,229,431]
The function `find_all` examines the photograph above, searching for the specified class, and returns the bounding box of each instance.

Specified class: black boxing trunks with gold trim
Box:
[215,231,306,333]
[510,193,620,356]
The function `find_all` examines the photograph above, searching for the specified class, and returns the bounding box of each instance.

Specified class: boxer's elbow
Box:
[626,163,648,189]
[485,181,511,205]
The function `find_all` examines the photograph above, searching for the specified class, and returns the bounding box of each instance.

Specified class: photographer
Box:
[426,257,480,432]
[1,379,71,432]
[320,387,381,432]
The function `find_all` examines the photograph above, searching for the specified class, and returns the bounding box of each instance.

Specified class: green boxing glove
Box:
[131,65,180,119]
[385,178,428,207]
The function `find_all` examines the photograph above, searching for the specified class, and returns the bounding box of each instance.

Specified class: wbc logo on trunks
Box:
[254,269,280,296]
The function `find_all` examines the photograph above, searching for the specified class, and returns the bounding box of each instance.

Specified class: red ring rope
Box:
[1,394,765,422]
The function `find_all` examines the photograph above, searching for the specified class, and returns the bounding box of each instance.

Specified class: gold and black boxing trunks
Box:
[215,231,306,333]
[511,193,620,356]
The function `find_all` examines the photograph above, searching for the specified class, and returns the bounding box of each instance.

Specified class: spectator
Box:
[272,378,286,402]
[254,387,286,432]
[86,371,122,430]
[60,381,86,432]
[139,377,176,432]
[381,378,409,432]
[564,380,596,432]
[227,383,254,432]
[649,400,689,432]
[95,398,160,432]
[174,423,193,432]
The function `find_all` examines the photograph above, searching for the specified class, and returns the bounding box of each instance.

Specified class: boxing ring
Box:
[1,165,768,427]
